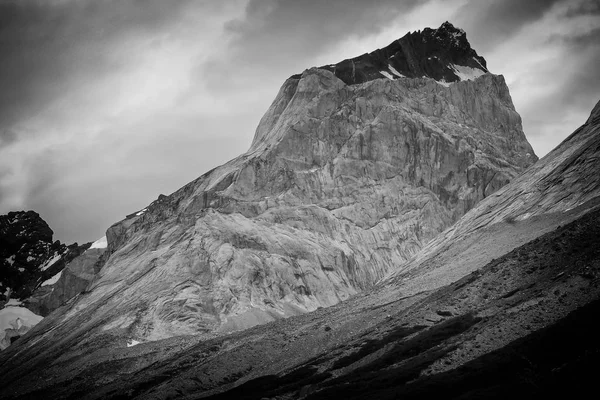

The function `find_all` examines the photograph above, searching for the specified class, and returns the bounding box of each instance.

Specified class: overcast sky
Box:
[0,0,598,244]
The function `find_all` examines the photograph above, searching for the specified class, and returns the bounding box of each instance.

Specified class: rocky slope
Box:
[0,211,106,349]
[1,211,72,301]
[0,99,596,400]
[25,237,107,317]
[10,22,537,346]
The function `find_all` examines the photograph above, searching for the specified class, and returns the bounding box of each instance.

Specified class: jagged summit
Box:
[292,21,488,86]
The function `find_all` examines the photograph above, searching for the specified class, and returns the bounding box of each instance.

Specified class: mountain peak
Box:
[296,22,488,86]
[436,20,466,35]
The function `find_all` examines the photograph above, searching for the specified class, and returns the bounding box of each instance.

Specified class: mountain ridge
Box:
[293,21,489,86]
[52,22,538,343]
[0,23,557,397]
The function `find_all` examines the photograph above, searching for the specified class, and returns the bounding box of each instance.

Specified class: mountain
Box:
[305,21,489,86]
[25,237,107,317]
[0,22,536,347]
[0,98,593,400]
[0,21,561,397]
[0,211,106,349]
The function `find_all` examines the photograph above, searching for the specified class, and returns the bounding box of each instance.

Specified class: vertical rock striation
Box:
[36,22,536,341]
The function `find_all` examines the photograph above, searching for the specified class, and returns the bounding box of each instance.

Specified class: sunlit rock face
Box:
[53,23,536,342]
[385,98,600,291]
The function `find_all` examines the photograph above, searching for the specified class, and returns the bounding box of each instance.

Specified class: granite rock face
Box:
[26,247,106,317]
[42,23,537,342]
[386,98,600,292]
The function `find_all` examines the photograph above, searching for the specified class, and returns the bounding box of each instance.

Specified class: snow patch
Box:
[379,71,394,80]
[472,57,485,70]
[5,255,15,266]
[436,79,451,87]
[40,253,61,271]
[26,256,35,262]
[127,339,141,347]
[0,306,43,350]
[41,271,62,287]
[388,65,404,78]
[5,299,22,307]
[518,213,533,221]
[450,64,486,82]
[90,236,107,249]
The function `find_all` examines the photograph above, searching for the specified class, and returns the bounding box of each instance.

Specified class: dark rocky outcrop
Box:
[298,21,488,85]
[0,211,87,301]
[0,211,106,350]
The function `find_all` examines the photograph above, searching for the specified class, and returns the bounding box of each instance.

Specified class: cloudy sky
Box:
[0,0,598,243]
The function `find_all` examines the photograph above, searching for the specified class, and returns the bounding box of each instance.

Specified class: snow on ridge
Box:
[379,71,394,80]
[388,65,405,78]
[41,270,62,287]
[136,208,147,216]
[472,57,486,70]
[40,253,61,271]
[90,236,107,249]
[450,64,486,82]
[435,64,486,87]
[127,339,141,347]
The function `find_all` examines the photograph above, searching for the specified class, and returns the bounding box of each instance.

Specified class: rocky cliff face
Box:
[306,21,489,86]
[0,211,99,349]
[30,22,537,343]
[0,211,86,301]
[386,98,600,293]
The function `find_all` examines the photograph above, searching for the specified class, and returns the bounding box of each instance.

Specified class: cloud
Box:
[197,0,423,96]
[0,0,250,241]
[453,0,564,50]
[0,0,197,132]
[0,0,597,242]
[468,0,600,155]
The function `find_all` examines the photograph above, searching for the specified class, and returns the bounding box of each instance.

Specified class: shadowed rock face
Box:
[26,248,106,317]
[301,21,488,85]
[0,211,87,301]
[21,23,538,343]
[0,211,98,351]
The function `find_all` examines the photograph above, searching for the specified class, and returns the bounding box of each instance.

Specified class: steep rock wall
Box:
[55,66,535,341]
